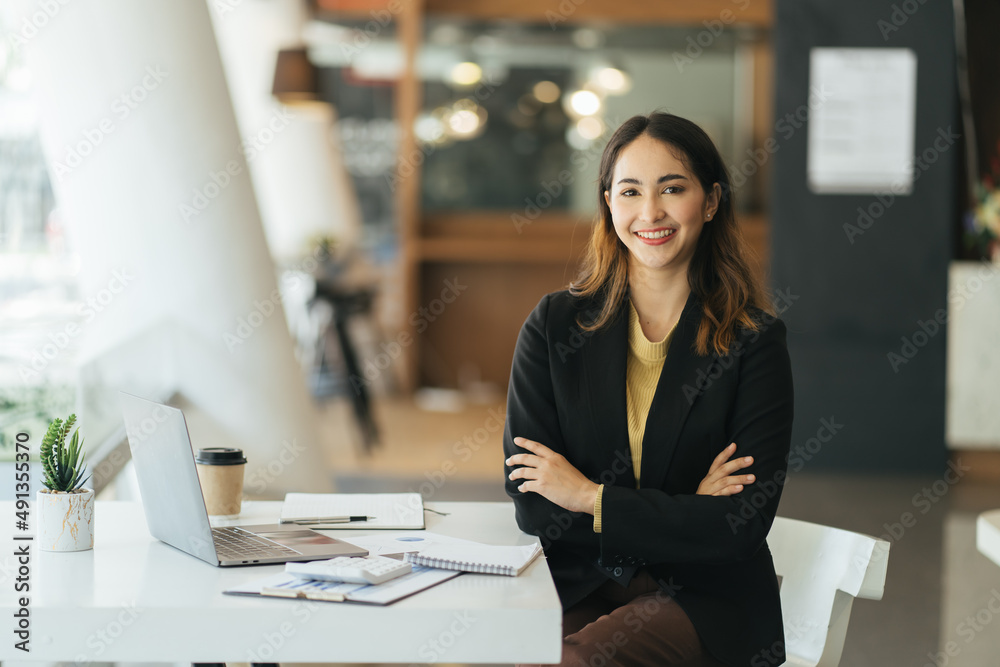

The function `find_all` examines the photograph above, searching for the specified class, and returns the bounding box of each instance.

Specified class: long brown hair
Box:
[570,112,770,356]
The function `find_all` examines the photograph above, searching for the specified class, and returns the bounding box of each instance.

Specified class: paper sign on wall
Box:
[806,48,917,195]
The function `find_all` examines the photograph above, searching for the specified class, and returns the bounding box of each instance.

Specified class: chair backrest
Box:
[768,516,890,667]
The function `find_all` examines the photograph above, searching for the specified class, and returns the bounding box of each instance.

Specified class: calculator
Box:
[285,555,413,585]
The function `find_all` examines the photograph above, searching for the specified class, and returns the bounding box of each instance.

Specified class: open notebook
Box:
[404,542,543,576]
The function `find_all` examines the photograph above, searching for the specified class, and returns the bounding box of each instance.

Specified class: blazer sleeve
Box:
[503,294,597,552]
[599,317,794,566]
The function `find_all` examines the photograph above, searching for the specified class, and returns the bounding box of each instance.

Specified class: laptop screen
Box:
[119,392,218,565]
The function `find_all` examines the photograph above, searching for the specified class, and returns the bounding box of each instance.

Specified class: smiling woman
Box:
[603,133,720,340]
[503,112,794,667]
[573,113,765,354]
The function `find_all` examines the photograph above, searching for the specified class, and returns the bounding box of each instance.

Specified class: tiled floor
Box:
[305,396,1000,666]
[779,473,1000,666]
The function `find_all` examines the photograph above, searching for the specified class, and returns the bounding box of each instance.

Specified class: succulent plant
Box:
[39,414,90,492]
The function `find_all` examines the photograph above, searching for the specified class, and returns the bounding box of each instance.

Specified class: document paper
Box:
[806,47,917,194]
[279,493,425,530]
[225,566,459,605]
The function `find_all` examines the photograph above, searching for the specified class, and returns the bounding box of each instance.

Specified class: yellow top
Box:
[594,301,676,533]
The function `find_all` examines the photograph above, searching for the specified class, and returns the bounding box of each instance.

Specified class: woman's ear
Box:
[706,183,722,220]
[604,190,611,209]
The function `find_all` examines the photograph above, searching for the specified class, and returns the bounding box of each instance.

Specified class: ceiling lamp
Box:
[415,111,448,146]
[593,67,631,95]
[567,89,601,117]
[271,47,320,104]
[576,116,605,140]
[449,62,483,87]
[444,98,487,140]
[532,80,561,104]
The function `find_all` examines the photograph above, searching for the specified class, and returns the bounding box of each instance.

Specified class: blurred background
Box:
[2,0,1000,664]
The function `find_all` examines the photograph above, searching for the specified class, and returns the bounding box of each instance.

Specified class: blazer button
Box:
[613,566,624,577]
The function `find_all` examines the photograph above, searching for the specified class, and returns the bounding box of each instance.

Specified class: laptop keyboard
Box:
[212,526,300,562]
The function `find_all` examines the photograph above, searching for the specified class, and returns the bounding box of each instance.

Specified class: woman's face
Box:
[604,134,720,278]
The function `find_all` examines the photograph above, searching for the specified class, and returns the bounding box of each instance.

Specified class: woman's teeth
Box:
[636,229,676,239]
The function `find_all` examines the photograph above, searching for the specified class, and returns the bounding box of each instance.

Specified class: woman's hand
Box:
[696,443,755,496]
[506,437,599,514]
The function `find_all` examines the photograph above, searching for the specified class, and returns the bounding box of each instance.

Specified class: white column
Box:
[15,0,333,496]
[208,0,362,261]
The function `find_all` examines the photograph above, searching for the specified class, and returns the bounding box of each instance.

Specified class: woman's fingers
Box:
[717,455,754,477]
[726,473,755,485]
[707,443,738,473]
[702,455,751,487]
[704,444,750,478]
[710,482,739,495]
[697,440,756,495]
[508,465,540,481]
[508,437,552,496]
[507,438,558,471]
[710,472,757,496]
[513,437,554,457]
[505,453,541,468]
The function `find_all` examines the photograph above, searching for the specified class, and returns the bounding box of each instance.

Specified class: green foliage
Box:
[39,414,90,492]
[0,383,75,453]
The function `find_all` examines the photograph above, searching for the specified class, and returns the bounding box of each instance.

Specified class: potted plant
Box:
[948,143,1000,451]
[36,414,94,551]
[964,144,1000,264]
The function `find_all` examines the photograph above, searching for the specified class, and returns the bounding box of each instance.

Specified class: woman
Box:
[503,112,794,667]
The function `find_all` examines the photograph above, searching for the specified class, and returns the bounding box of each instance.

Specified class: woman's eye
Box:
[663,186,683,194]
[620,189,637,197]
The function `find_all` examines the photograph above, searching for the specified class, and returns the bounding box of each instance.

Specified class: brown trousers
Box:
[521,570,727,667]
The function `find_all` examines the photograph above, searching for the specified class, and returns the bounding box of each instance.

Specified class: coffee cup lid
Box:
[195,447,247,465]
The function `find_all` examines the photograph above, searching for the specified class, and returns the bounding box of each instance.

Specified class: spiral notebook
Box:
[403,542,543,576]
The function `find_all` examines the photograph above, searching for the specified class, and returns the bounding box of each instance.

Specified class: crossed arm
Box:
[506,438,756,512]
[503,295,793,565]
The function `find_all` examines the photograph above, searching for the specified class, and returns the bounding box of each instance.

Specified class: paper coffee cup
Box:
[195,447,247,517]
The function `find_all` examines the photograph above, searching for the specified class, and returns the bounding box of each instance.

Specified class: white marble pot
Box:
[946,260,1000,449]
[36,488,95,552]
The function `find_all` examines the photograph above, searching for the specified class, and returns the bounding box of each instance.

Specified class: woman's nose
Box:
[640,195,665,222]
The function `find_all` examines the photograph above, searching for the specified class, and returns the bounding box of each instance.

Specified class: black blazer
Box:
[503,289,794,667]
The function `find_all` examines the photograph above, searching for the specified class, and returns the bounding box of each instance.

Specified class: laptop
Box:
[119,391,367,566]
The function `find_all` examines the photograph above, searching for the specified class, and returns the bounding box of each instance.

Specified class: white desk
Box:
[0,500,562,664]
[977,508,1000,567]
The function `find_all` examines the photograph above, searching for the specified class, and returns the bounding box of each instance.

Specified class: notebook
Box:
[280,493,425,530]
[404,542,543,576]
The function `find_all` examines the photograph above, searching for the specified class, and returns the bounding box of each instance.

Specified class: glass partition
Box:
[310,17,764,234]
[416,21,753,216]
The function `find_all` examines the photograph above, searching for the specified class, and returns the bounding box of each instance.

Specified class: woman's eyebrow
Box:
[615,174,688,185]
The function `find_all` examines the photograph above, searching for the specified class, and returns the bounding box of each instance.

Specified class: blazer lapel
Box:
[582,302,636,489]
[639,292,720,491]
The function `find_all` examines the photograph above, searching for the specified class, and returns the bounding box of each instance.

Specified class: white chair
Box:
[768,516,890,666]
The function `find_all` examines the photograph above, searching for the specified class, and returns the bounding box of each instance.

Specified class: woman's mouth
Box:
[635,228,677,244]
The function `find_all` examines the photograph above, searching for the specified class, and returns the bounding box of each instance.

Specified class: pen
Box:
[283,516,375,525]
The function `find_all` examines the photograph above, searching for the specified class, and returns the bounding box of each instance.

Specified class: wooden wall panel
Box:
[425,0,772,27]
[417,262,583,389]
[394,0,423,391]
